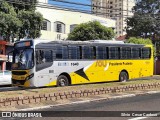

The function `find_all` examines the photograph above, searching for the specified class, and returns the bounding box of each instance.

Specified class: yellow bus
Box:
[10,39,153,87]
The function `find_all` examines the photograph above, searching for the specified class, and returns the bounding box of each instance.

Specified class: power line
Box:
[3,0,134,16]
[2,0,159,20]
[50,0,134,12]
[3,0,132,17]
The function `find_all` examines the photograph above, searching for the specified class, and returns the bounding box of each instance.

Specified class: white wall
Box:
[36,5,116,40]
[38,0,48,3]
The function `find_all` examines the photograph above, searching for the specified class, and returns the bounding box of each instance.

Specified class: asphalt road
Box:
[37,92,160,120]
[39,93,160,112]
[2,92,159,120]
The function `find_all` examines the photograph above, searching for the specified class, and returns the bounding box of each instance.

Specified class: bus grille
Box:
[12,79,26,85]
[12,71,27,75]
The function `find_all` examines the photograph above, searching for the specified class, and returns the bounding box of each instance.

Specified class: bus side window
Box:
[76,46,82,59]
[91,46,96,59]
[55,46,62,59]
[44,50,53,62]
[36,50,53,64]
[36,49,53,71]
[142,47,151,59]
[62,46,68,59]
[106,47,109,59]
[121,47,131,59]
[132,48,141,59]
[36,50,44,64]
[97,46,105,59]
[69,46,78,59]
[109,47,120,59]
[83,46,91,59]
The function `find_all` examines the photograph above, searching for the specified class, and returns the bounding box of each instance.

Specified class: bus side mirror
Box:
[7,51,13,62]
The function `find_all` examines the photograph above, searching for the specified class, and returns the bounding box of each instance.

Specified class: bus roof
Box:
[18,39,150,48]
[88,40,124,44]
[33,40,145,48]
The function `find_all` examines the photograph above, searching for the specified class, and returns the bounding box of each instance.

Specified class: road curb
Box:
[0,82,160,110]
[18,90,160,111]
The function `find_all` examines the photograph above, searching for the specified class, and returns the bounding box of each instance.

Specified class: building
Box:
[92,0,135,37]
[36,0,116,40]
[0,40,13,71]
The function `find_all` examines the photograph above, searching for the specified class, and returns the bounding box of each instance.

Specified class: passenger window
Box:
[97,46,105,59]
[91,46,96,59]
[121,47,131,59]
[132,48,141,59]
[83,46,91,59]
[109,47,120,59]
[62,46,68,59]
[45,50,53,62]
[55,46,62,59]
[36,49,53,71]
[69,46,78,59]
[142,47,151,59]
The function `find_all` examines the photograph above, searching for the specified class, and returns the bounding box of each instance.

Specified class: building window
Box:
[70,24,77,32]
[54,21,65,33]
[42,21,47,30]
[42,19,51,31]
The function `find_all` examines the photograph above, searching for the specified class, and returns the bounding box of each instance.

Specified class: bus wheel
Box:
[57,75,69,87]
[119,71,128,82]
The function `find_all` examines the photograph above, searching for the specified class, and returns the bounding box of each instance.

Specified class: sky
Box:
[48,0,91,12]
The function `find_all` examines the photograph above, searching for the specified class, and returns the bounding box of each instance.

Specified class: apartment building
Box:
[92,0,135,37]
[36,0,115,40]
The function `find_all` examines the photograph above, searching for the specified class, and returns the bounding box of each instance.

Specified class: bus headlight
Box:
[25,73,34,80]
[25,76,30,80]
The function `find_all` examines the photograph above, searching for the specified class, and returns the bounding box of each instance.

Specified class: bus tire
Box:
[119,71,128,82]
[57,75,69,87]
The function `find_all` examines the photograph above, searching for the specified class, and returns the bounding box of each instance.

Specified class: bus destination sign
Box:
[15,41,32,48]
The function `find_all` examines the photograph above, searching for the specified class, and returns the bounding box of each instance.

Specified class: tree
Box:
[126,37,152,45]
[126,0,160,40]
[17,10,43,39]
[9,0,37,11]
[0,1,22,41]
[126,37,156,56]
[0,0,43,42]
[67,21,115,41]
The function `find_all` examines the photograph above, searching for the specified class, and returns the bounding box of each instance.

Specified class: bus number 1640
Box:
[71,62,79,66]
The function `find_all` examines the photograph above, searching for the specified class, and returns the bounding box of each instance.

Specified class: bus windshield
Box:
[12,49,34,70]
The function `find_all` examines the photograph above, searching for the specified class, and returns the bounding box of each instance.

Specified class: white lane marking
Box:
[128,117,148,120]
[146,91,160,94]
[128,112,160,120]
